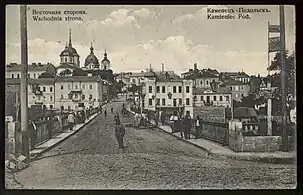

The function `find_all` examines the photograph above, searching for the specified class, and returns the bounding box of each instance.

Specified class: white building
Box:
[5,62,56,79]
[141,71,194,117]
[193,87,232,108]
[28,78,56,109]
[54,76,105,111]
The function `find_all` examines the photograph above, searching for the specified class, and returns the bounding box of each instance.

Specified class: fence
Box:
[191,120,229,146]
[5,107,100,159]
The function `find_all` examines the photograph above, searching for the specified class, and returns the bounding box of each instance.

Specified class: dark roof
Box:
[185,70,218,79]
[32,78,55,85]
[84,47,100,67]
[234,107,258,118]
[193,87,231,95]
[144,70,157,78]
[60,45,79,57]
[55,76,102,82]
[6,63,54,72]
[221,72,250,78]
[57,63,81,70]
[156,72,182,82]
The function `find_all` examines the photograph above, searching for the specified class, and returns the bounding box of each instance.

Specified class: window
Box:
[132,79,136,83]
[186,98,190,105]
[38,96,41,100]
[43,105,46,109]
[156,86,160,93]
[82,85,85,89]
[68,85,71,90]
[75,94,79,98]
[200,81,203,85]
[241,86,244,90]
[68,106,71,110]
[206,80,209,85]
[219,96,223,101]
[82,95,85,100]
[241,94,244,97]
[75,85,78,89]
[65,58,67,62]
[12,74,14,78]
[50,87,53,92]
[186,86,190,93]
[32,95,35,99]
[173,86,177,93]
[178,86,182,93]
[162,98,166,106]
[149,98,153,106]
[50,105,53,109]
[61,106,64,110]
[179,98,182,106]
[200,96,204,101]
[43,87,46,92]
[230,87,233,91]
[173,99,177,107]
[156,98,160,106]
[61,95,63,99]
[34,74,36,78]
[149,86,152,93]
[50,96,53,101]
[89,85,93,89]
[214,95,217,101]
[61,85,63,90]
[226,96,230,101]
[17,74,20,78]
[235,94,239,98]
[43,96,46,100]
[89,95,93,100]
[28,74,30,77]
[38,87,41,91]
[162,86,166,93]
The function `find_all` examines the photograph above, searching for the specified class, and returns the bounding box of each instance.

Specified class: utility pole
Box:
[279,5,289,151]
[20,5,29,164]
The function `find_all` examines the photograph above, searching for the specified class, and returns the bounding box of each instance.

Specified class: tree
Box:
[128,84,139,95]
[267,51,295,96]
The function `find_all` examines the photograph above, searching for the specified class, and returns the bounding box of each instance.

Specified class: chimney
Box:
[194,63,197,71]
[161,63,164,72]
[189,69,193,72]
[32,63,37,66]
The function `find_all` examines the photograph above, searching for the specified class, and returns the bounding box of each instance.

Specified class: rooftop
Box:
[221,79,248,86]
[55,76,102,82]
[6,63,54,72]
[193,87,231,95]
[220,72,250,78]
[184,70,218,79]
[156,72,182,82]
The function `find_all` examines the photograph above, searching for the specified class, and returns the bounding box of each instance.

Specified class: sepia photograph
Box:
[5,5,296,190]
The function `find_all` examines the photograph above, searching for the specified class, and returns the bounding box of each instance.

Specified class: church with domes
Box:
[56,29,112,77]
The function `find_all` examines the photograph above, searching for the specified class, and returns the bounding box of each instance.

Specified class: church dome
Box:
[101,50,110,63]
[59,29,79,57]
[84,43,99,67]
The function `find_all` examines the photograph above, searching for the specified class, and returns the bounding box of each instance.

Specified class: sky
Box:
[6,5,295,76]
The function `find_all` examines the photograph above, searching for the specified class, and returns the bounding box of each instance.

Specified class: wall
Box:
[194,93,231,107]
[228,84,250,101]
[28,84,55,108]
[193,106,226,122]
[194,77,219,88]
[6,70,45,79]
[228,120,295,152]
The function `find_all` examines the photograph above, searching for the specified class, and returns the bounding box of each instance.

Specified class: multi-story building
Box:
[28,78,56,109]
[54,76,105,111]
[220,79,250,101]
[5,62,56,79]
[193,86,232,108]
[220,72,251,83]
[185,70,220,88]
[141,71,194,117]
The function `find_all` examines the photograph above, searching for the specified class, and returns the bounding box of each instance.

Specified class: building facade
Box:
[54,76,104,111]
[28,78,56,109]
[193,87,232,108]
[5,63,56,79]
[141,71,194,117]
[220,79,250,101]
[220,72,251,84]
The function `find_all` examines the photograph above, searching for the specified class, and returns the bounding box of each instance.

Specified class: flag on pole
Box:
[269,24,280,33]
[268,37,280,52]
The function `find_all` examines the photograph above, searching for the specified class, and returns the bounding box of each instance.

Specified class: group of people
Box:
[133,112,149,127]
[169,111,203,140]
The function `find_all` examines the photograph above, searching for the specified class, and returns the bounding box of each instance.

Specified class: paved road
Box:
[13,98,296,189]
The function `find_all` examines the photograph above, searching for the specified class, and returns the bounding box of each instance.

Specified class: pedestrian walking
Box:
[104,109,107,118]
[160,111,165,125]
[170,111,179,133]
[195,116,202,139]
[114,113,120,125]
[67,112,75,131]
[28,119,37,148]
[179,115,185,138]
[111,107,114,114]
[183,111,192,139]
[154,111,159,126]
[115,120,126,149]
